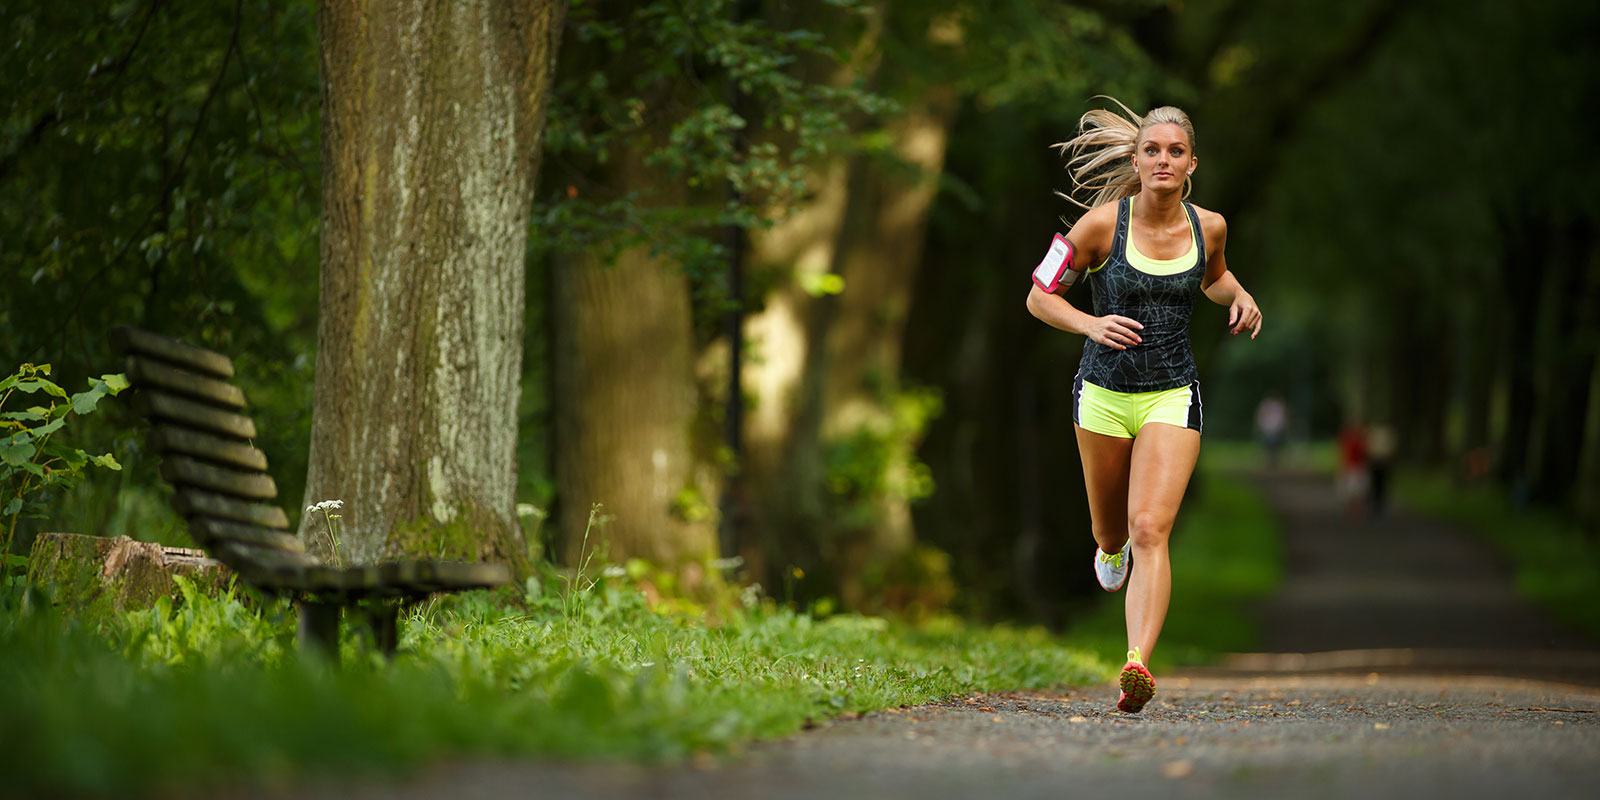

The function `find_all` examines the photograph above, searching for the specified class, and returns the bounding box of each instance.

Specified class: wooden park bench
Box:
[110,326,510,656]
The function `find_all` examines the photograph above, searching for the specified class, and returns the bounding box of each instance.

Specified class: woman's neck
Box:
[1131,189,1186,226]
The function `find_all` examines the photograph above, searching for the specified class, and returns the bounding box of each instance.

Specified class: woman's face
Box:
[1132,123,1195,191]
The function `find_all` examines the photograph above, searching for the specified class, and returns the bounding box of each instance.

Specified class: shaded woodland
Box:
[4,0,1597,623]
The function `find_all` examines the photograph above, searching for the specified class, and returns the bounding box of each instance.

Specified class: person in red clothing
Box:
[1337,421,1368,523]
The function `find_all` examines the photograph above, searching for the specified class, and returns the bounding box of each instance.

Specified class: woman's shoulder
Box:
[1074,200,1122,230]
[1190,201,1222,233]
[1187,202,1228,242]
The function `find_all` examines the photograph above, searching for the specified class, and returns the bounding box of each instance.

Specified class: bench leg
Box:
[297,599,341,655]
[369,603,401,657]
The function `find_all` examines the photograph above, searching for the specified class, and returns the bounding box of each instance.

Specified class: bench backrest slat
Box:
[188,518,307,554]
[138,390,259,440]
[159,454,278,501]
[127,356,247,409]
[173,489,290,531]
[150,425,269,472]
[111,326,235,379]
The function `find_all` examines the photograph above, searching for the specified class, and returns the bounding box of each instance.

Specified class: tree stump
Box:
[27,532,234,614]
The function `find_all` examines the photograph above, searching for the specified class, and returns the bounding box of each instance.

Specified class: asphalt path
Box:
[258,471,1600,800]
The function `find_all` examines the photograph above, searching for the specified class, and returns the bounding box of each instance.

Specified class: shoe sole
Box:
[1117,661,1155,713]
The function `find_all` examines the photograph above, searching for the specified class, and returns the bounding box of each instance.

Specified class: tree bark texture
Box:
[550,242,714,566]
[303,0,565,565]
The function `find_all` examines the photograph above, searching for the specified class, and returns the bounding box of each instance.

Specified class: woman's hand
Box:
[1087,315,1144,351]
[1229,292,1262,339]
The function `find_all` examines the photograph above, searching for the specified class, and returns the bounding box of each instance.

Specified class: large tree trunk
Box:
[742,159,855,581]
[815,88,958,608]
[1529,220,1599,506]
[1496,214,1545,489]
[739,6,887,587]
[550,239,715,566]
[302,0,565,566]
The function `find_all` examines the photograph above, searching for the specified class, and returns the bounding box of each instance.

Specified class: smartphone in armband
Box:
[1031,234,1079,293]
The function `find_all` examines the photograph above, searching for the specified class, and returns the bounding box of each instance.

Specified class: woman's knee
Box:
[1128,511,1173,549]
[1091,521,1128,548]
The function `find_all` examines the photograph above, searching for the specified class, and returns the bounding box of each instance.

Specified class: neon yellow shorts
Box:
[1073,375,1203,439]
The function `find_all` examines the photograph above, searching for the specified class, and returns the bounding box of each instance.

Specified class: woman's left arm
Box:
[1199,214,1262,339]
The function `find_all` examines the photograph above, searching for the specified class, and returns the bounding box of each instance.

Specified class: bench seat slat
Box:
[161,455,277,501]
[188,517,305,552]
[138,390,258,440]
[111,326,235,380]
[151,426,269,472]
[176,492,290,531]
[127,356,247,409]
[381,561,511,593]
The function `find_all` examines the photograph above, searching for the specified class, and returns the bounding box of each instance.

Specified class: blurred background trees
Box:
[4,0,1596,621]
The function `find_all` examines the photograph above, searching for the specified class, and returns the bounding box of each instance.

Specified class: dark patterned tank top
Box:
[1077,197,1206,393]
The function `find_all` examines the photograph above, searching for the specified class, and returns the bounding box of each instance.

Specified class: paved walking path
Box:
[262,470,1600,800]
[1190,470,1599,686]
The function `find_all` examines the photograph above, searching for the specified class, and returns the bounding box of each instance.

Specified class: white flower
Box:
[601,564,626,578]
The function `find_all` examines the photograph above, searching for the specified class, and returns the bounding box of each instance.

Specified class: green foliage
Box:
[2,2,322,524]
[0,364,127,563]
[1398,471,1600,641]
[1062,466,1283,669]
[824,386,942,530]
[536,0,895,294]
[2,558,1109,798]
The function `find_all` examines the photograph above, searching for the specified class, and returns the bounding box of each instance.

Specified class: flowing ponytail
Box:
[1055,97,1197,210]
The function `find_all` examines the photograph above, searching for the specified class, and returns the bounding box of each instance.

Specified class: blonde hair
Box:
[1055,97,1197,210]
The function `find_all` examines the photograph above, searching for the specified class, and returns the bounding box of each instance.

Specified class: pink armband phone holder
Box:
[1031,234,1079,293]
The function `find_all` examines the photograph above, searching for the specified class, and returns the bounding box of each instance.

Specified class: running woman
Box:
[1025,99,1262,712]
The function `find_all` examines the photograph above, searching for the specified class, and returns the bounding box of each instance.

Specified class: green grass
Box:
[0,564,1110,798]
[1061,464,1284,670]
[1397,471,1600,642]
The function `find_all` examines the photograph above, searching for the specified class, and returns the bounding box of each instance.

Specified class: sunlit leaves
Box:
[1,364,127,555]
[537,0,890,286]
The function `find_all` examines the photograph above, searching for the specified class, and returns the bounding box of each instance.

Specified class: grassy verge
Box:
[1397,471,1600,642]
[1,564,1109,798]
[1061,463,1284,670]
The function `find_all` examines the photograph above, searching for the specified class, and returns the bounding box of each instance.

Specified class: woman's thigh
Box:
[1076,425,1135,538]
[1127,423,1201,540]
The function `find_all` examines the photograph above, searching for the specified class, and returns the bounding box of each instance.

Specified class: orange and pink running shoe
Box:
[1117,647,1156,713]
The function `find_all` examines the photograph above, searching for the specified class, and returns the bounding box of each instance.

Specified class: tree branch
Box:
[0,0,164,182]
[27,0,244,361]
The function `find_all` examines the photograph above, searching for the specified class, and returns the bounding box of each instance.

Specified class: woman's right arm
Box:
[1024,205,1144,351]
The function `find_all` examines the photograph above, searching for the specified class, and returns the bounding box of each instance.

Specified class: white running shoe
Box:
[1093,540,1131,592]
